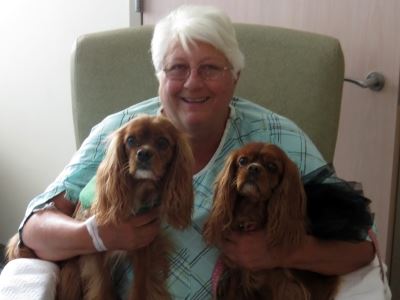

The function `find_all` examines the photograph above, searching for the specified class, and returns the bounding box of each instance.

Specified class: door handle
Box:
[344,72,385,91]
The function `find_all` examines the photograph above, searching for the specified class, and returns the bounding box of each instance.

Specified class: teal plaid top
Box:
[20,97,326,299]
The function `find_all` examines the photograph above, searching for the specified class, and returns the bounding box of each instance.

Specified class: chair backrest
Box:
[71,24,344,162]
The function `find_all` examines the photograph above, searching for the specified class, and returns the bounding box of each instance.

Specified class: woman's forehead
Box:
[164,40,228,63]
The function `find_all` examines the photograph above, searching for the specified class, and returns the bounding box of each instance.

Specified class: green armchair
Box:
[71,24,344,162]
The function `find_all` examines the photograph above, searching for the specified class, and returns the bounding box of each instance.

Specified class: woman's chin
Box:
[182,114,213,131]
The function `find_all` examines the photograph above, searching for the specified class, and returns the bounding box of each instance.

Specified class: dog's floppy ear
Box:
[203,151,238,246]
[265,153,307,251]
[93,128,130,224]
[162,130,194,229]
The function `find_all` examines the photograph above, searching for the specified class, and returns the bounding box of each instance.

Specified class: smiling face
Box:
[158,41,239,135]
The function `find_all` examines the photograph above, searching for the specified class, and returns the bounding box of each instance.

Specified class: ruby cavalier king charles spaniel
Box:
[7,115,195,300]
[204,142,372,300]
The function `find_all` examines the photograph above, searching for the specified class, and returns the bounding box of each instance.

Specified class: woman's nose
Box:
[183,68,205,88]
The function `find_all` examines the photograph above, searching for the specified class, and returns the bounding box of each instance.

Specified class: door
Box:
[131,0,400,286]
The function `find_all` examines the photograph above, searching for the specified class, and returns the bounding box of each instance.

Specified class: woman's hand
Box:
[97,208,161,251]
[22,193,162,261]
[220,230,375,275]
[220,230,283,271]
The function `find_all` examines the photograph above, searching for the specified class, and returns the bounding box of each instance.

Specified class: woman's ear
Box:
[233,71,241,85]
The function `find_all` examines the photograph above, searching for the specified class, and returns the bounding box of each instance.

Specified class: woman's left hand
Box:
[220,231,375,275]
[220,230,284,271]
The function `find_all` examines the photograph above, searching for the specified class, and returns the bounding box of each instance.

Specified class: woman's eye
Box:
[202,64,219,71]
[167,64,188,72]
[126,136,138,148]
[156,137,170,150]
[174,64,187,70]
[238,156,248,166]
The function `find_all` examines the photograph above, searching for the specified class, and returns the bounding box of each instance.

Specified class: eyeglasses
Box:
[163,64,231,81]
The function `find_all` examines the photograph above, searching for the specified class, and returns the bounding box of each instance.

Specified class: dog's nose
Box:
[137,148,153,162]
[248,163,261,176]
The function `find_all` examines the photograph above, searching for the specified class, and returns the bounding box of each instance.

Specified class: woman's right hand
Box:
[22,193,162,261]
[97,208,161,251]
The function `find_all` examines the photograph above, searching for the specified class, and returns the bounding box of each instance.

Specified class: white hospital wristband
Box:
[84,215,107,252]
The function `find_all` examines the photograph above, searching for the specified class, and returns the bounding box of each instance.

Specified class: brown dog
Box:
[203,142,338,300]
[7,115,195,300]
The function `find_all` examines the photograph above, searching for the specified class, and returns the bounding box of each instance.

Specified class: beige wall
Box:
[0,0,129,244]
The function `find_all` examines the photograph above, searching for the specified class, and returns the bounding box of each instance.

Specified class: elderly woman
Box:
[17,5,374,299]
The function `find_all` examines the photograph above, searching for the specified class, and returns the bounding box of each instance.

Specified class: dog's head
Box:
[204,142,307,250]
[94,115,194,228]
[233,142,284,201]
[120,115,179,181]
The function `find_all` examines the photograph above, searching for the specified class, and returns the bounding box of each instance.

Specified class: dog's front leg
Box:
[217,269,251,300]
[57,257,83,300]
[130,234,172,300]
[79,252,117,300]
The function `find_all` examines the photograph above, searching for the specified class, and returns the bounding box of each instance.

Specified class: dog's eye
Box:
[126,136,139,148]
[238,156,248,166]
[266,162,278,173]
[156,137,170,150]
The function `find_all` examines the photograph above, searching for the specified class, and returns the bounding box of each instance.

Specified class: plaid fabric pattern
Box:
[19,97,326,299]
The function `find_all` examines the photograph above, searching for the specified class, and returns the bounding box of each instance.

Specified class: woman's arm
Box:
[220,231,375,275]
[21,193,161,261]
[285,235,374,275]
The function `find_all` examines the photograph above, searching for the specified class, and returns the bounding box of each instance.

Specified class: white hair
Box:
[151,5,245,78]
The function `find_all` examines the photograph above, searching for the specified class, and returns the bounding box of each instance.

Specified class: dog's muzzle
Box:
[137,148,153,163]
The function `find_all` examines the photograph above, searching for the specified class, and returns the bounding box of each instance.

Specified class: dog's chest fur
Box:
[232,196,267,232]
